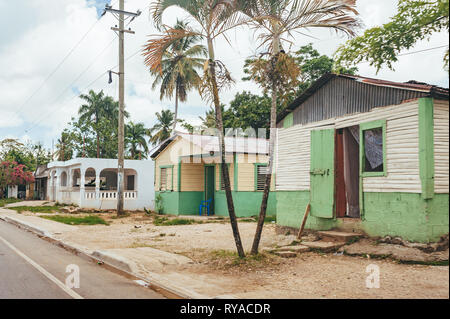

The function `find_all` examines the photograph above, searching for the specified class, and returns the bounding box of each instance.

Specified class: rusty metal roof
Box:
[277,73,449,123]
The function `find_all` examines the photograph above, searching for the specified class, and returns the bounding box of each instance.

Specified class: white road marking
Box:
[0,235,84,299]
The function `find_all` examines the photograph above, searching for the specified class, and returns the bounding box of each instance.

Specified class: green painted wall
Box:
[363,192,448,242]
[157,190,276,218]
[214,191,277,217]
[156,191,179,216]
[277,191,337,230]
[276,191,449,243]
[179,191,204,215]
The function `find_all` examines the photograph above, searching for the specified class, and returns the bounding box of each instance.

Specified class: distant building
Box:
[43,158,154,210]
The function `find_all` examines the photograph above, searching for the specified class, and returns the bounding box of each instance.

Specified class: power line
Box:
[24,37,117,133]
[15,15,106,117]
[24,43,143,134]
[397,44,448,57]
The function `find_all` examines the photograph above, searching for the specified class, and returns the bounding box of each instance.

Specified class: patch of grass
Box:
[40,215,109,226]
[8,206,62,214]
[0,198,21,207]
[399,260,449,266]
[153,216,203,226]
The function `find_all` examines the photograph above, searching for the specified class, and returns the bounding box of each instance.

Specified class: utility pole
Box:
[104,2,141,216]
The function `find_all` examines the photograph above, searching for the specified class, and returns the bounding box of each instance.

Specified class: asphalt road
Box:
[0,220,165,299]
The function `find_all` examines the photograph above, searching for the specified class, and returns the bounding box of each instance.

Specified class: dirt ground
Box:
[6,206,449,299]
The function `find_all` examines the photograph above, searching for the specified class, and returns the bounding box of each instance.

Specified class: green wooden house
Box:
[150,133,276,217]
[275,73,449,243]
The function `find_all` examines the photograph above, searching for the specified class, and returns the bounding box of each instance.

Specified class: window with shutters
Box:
[159,165,174,191]
[160,168,168,191]
[256,164,269,191]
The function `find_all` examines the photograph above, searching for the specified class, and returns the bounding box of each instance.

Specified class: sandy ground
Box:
[2,204,448,299]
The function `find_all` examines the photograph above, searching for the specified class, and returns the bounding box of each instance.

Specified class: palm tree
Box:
[78,90,107,158]
[146,0,253,258]
[147,109,176,146]
[126,122,149,160]
[199,106,217,129]
[147,20,207,131]
[245,0,360,255]
[54,131,72,162]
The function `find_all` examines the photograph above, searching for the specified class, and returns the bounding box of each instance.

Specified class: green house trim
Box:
[418,97,435,199]
[159,165,174,192]
[359,119,387,178]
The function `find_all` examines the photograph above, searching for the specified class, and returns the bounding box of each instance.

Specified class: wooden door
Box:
[310,129,335,218]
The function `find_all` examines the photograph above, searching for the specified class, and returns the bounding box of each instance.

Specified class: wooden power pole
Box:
[104,2,141,216]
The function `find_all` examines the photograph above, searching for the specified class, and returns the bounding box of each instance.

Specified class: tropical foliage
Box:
[335,0,449,72]
[243,0,360,255]
[147,109,177,145]
[0,161,35,198]
[146,20,207,131]
[125,122,149,159]
[144,0,256,257]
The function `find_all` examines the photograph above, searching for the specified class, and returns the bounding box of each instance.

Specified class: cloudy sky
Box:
[0,0,448,151]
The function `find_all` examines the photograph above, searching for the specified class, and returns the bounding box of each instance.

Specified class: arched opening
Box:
[72,169,81,187]
[60,172,67,187]
[84,168,96,190]
[100,169,117,191]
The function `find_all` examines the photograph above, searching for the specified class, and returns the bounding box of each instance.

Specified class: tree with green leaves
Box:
[335,0,449,72]
[69,91,128,159]
[144,0,254,257]
[146,20,207,131]
[147,109,176,146]
[244,0,360,255]
[125,122,149,160]
[54,130,73,161]
[78,90,108,159]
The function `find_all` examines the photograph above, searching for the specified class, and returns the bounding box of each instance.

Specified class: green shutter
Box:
[310,129,335,219]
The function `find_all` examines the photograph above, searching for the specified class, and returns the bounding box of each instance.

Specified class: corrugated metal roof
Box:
[34,164,49,178]
[150,132,269,159]
[277,73,449,123]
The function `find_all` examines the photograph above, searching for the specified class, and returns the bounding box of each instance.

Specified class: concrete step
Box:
[301,241,344,252]
[317,231,362,243]
[277,245,310,253]
[273,251,298,258]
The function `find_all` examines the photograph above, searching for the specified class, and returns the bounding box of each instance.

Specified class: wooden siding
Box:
[181,163,204,192]
[434,99,449,194]
[216,163,234,191]
[276,100,422,193]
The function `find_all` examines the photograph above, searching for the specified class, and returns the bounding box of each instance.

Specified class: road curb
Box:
[0,212,211,299]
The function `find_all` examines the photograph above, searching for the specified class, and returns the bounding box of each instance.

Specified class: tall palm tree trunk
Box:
[173,86,179,132]
[95,114,100,158]
[207,37,245,258]
[251,34,280,255]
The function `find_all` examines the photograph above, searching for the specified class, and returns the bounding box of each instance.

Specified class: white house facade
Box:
[46,158,154,210]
